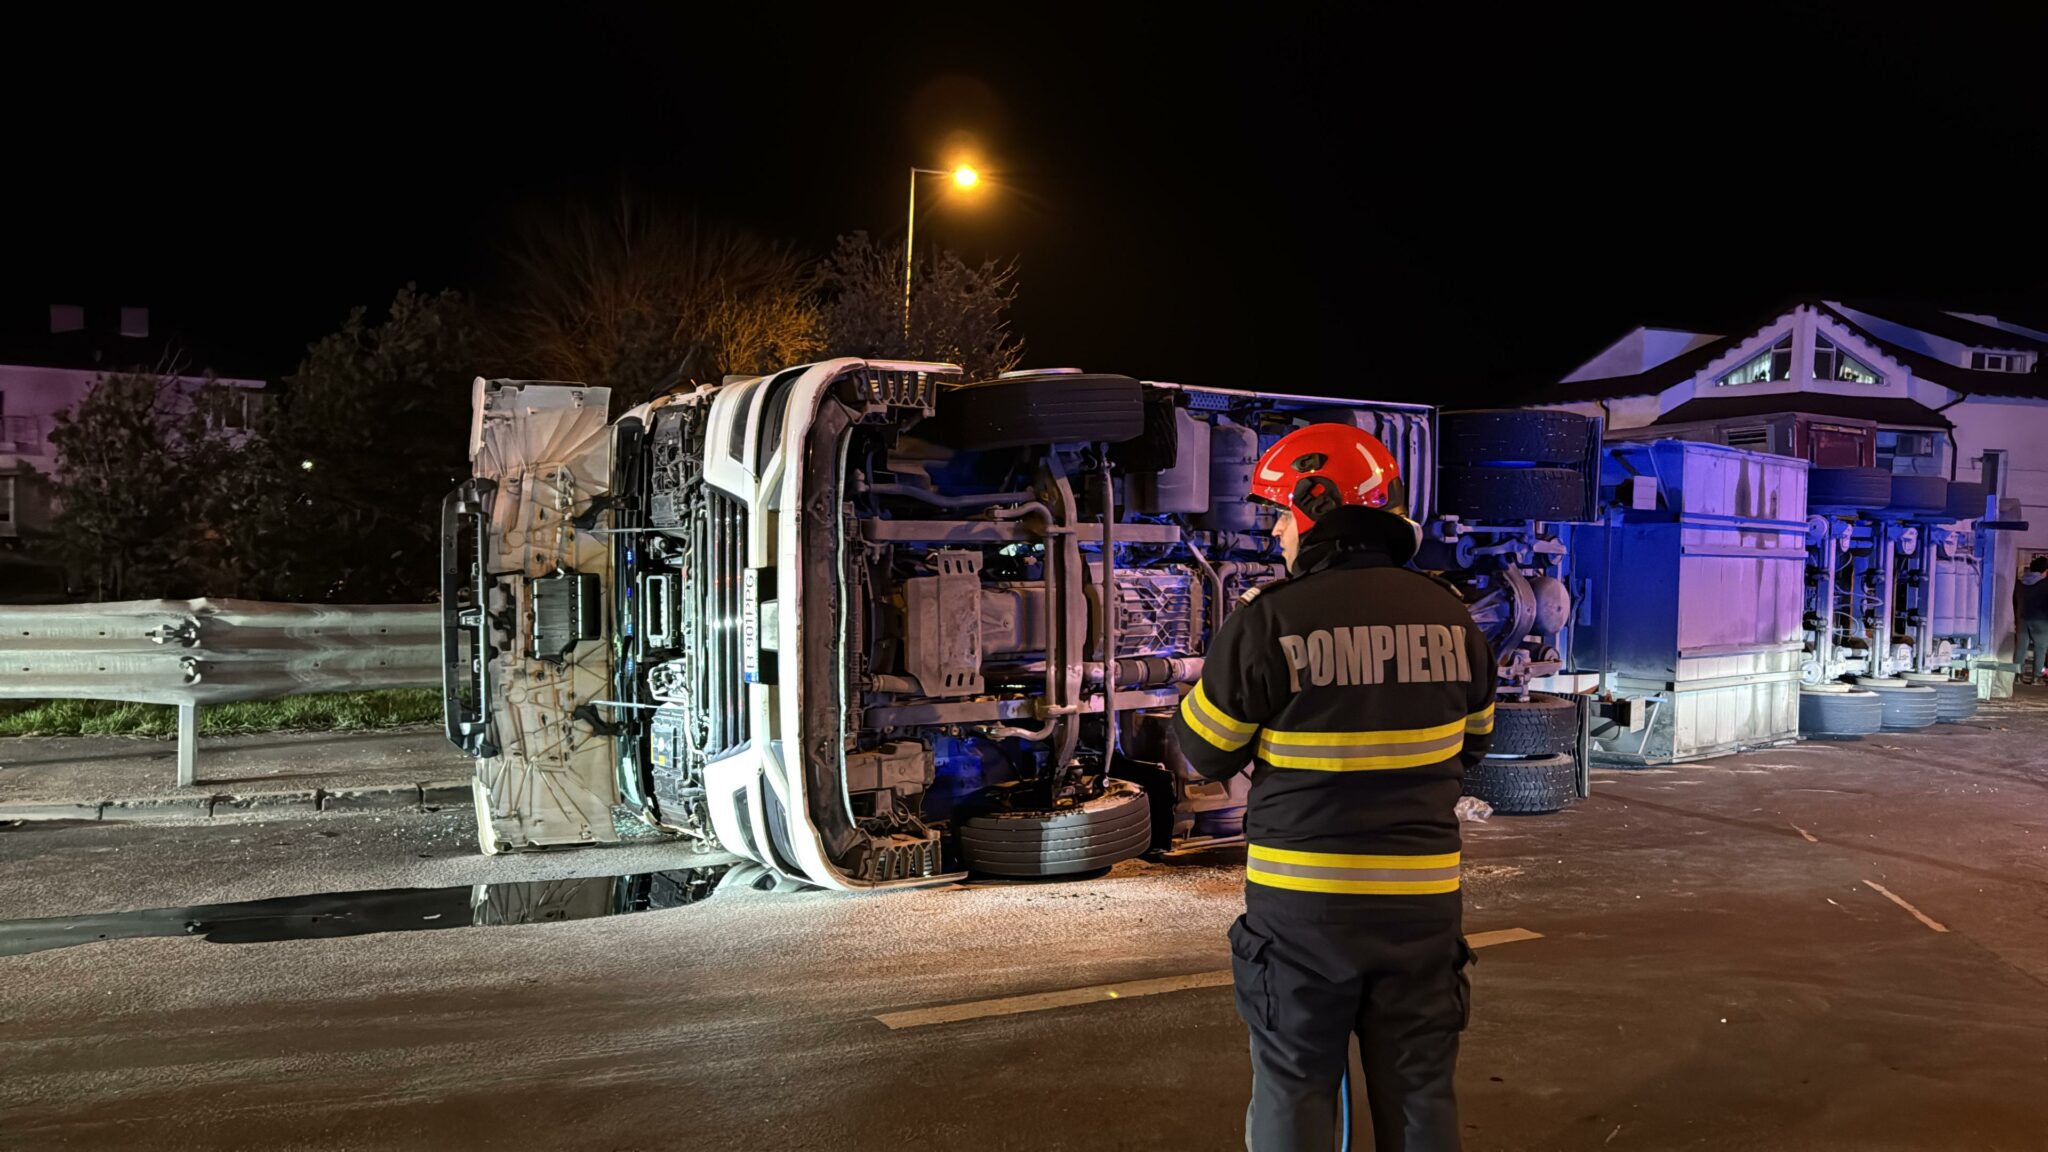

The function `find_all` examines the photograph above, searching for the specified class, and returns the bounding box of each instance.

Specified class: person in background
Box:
[2018,556,2048,684]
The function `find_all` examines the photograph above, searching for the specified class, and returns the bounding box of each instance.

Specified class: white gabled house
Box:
[1536,299,2048,555]
[1531,299,2048,688]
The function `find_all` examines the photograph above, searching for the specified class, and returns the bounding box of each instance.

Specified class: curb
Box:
[0,780,475,825]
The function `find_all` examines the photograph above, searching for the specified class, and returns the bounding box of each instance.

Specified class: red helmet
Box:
[1247,423,1405,532]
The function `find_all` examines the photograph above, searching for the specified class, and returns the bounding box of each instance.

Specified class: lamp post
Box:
[904,165,981,340]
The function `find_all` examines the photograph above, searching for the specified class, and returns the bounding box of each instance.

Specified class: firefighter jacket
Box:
[1174,538,1495,914]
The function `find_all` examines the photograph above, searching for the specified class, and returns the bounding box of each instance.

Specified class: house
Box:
[0,305,265,599]
[1530,299,2048,689]
[1533,299,2047,556]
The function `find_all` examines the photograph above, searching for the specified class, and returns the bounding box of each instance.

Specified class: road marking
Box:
[1790,823,1819,843]
[874,971,1234,1030]
[873,927,1543,1030]
[1466,927,1544,949]
[1863,880,1949,933]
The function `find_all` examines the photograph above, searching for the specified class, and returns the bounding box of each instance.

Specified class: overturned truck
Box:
[442,360,1600,889]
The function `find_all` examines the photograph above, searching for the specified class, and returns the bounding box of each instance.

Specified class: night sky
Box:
[10,6,2045,402]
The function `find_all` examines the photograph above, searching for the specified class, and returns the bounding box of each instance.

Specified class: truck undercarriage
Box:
[445,360,1445,888]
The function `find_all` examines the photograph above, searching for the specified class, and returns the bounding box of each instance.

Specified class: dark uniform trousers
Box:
[1231,899,1471,1151]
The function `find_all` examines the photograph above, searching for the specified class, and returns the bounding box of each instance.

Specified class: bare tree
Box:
[492,195,823,408]
[819,232,1025,380]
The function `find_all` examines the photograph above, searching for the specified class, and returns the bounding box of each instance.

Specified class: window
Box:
[0,477,13,524]
[1812,334,1881,384]
[1724,427,1770,448]
[1809,424,1870,468]
[49,305,84,334]
[1717,334,1793,386]
[1876,430,1936,472]
[1969,351,2029,372]
[1982,449,2007,497]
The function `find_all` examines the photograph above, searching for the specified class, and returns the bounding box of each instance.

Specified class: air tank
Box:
[1197,418,1261,533]
[1128,408,1211,515]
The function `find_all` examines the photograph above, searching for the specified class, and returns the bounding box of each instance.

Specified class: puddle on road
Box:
[0,865,733,957]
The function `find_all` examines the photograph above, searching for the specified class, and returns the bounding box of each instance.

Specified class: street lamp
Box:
[904,165,983,339]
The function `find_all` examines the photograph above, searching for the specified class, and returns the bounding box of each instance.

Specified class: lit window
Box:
[1717,335,1793,386]
[1813,334,1881,384]
[1876,430,1936,471]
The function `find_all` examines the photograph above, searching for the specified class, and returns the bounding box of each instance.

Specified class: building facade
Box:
[0,306,264,599]
[1533,299,2048,688]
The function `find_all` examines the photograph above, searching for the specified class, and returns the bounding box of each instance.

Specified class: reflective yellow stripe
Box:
[1255,721,1465,771]
[1247,872,1463,896]
[1466,702,1495,736]
[1249,846,1460,869]
[1180,681,1256,751]
[1258,718,1465,746]
[1245,845,1462,895]
[1192,681,1257,736]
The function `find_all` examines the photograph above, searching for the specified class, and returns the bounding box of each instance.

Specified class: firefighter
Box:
[1174,423,1495,1152]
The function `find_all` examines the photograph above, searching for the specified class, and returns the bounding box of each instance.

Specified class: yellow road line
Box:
[874,971,1235,1030]
[874,927,1543,1030]
[1863,880,1949,933]
[1466,927,1544,948]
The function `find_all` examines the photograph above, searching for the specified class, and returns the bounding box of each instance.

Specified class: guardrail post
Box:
[177,703,200,787]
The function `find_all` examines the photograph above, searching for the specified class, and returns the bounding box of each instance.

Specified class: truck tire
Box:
[925,374,1147,451]
[1902,674,1979,722]
[1943,481,1989,521]
[1885,475,1949,515]
[1935,681,1979,722]
[958,778,1154,877]
[1806,467,1893,511]
[1438,410,1591,468]
[1798,686,1883,737]
[1491,692,1579,756]
[1436,466,1587,523]
[1465,754,1577,815]
[1853,678,1940,729]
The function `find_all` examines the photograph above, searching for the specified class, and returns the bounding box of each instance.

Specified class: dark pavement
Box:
[2,693,2045,1151]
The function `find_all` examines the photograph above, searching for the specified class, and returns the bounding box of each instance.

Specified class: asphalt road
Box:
[3,694,2046,1151]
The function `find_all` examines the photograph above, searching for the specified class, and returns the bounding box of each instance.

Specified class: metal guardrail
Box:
[0,599,438,786]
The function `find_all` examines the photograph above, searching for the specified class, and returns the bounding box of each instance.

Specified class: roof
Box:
[1652,392,1954,429]
[1834,299,2048,353]
[1524,330,1743,403]
[1814,304,2048,402]
[1538,299,2048,405]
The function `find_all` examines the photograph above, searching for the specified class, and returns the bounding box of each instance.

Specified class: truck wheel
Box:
[1884,475,1949,515]
[925,373,1147,451]
[1798,686,1883,737]
[1464,754,1577,815]
[958,778,1154,877]
[1902,674,1979,722]
[1436,466,1587,523]
[1438,410,1591,468]
[1852,678,1940,729]
[1806,467,1893,511]
[1935,681,1979,722]
[1491,692,1579,756]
